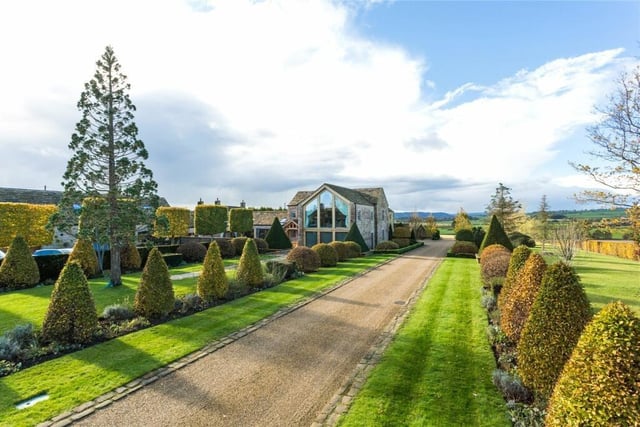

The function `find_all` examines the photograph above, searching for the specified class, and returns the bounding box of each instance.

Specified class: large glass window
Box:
[305,199,317,227]
[320,232,333,243]
[335,197,348,227]
[305,231,317,246]
[319,191,333,228]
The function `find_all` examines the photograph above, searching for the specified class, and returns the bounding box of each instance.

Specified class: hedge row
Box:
[579,239,639,261]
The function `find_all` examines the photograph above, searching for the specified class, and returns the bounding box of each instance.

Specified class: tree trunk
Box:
[110,242,122,286]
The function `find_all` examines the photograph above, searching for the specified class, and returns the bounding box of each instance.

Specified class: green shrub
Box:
[517,262,592,399]
[455,229,475,242]
[134,248,175,318]
[231,237,248,256]
[120,243,142,271]
[492,369,532,403]
[375,240,400,251]
[197,241,228,300]
[450,241,477,255]
[546,302,640,426]
[34,254,68,283]
[214,238,235,258]
[431,229,441,240]
[5,323,37,350]
[480,249,511,290]
[101,303,136,321]
[329,241,348,261]
[67,238,100,278]
[345,222,369,252]
[286,246,321,272]
[472,227,485,248]
[498,245,532,311]
[343,241,362,258]
[177,241,207,263]
[0,235,40,289]
[265,216,292,249]
[479,215,513,254]
[235,238,263,288]
[391,238,411,248]
[162,253,183,267]
[254,238,269,254]
[479,244,511,263]
[229,208,253,235]
[509,231,536,248]
[0,336,20,361]
[265,259,298,281]
[194,204,227,236]
[500,253,546,343]
[312,243,338,267]
[41,261,97,344]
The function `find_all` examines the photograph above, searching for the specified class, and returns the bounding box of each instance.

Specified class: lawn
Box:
[0,254,392,426]
[339,257,509,427]
[571,250,640,315]
[0,259,233,335]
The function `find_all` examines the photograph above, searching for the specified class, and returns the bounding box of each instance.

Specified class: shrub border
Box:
[373,241,424,254]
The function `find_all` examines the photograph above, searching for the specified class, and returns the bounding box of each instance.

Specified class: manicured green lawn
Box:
[339,258,509,427]
[571,250,640,315]
[0,259,232,335]
[0,255,392,426]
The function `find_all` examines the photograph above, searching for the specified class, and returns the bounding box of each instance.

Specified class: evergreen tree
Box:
[42,261,97,344]
[486,183,523,233]
[134,247,174,318]
[53,46,158,287]
[537,194,550,252]
[197,241,228,300]
[67,238,100,278]
[265,217,292,249]
[345,222,369,252]
[453,208,472,233]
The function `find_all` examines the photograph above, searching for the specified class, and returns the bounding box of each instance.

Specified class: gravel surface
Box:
[75,239,451,426]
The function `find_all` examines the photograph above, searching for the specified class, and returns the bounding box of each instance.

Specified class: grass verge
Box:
[0,254,392,426]
[339,257,509,427]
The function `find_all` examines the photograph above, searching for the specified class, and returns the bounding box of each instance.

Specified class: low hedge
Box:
[374,241,424,254]
[161,253,184,268]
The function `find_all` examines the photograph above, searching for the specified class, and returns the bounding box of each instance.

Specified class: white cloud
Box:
[0,0,637,212]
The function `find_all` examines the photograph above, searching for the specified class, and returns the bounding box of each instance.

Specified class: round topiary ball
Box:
[214,238,235,258]
[329,241,348,261]
[177,241,207,263]
[546,302,640,425]
[231,237,248,256]
[343,241,362,259]
[455,229,475,242]
[311,243,338,267]
[375,240,400,251]
[286,246,321,272]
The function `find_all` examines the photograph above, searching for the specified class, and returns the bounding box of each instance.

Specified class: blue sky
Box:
[0,0,638,213]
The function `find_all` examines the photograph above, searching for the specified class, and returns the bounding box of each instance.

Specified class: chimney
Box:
[197,198,204,205]
[215,198,221,206]
[240,200,246,208]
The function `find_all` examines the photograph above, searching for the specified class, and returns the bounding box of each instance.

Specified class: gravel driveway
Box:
[74,239,452,426]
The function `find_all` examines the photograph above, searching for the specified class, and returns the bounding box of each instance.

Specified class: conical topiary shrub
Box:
[67,238,100,278]
[265,217,292,250]
[236,238,263,289]
[498,245,531,310]
[517,262,592,399]
[312,243,338,267]
[121,243,142,271]
[546,302,640,425]
[0,235,40,289]
[197,241,228,301]
[41,261,97,344]
[479,215,513,254]
[500,253,546,343]
[134,247,175,318]
[345,222,369,252]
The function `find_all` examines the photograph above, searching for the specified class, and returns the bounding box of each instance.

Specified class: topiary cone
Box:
[517,261,592,399]
[197,241,228,300]
[134,247,175,318]
[42,261,97,344]
[236,238,263,288]
[546,301,640,425]
[68,238,100,278]
[498,245,531,310]
[0,235,40,289]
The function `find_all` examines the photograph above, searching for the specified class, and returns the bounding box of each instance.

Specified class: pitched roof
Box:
[288,191,314,206]
[0,187,170,207]
[0,187,63,205]
[253,210,288,226]
[288,184,388,207]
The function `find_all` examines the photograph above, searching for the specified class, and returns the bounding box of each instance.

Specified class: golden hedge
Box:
[0,203,57,247]
[580,239,639,261]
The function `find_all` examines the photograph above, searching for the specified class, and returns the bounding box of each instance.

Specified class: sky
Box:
[1,0,639,214]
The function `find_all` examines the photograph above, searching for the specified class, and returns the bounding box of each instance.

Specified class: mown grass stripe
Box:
[339,258,509,426]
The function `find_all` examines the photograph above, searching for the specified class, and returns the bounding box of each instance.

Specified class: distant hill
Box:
[394,208,627,223]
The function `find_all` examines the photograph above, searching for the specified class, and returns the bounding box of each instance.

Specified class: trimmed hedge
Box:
[265,216,292,249]
[229,208,253,235]
[41,261,97,344]
[231,237,248,256]
[177,241,207,263]
[455,229,475,242]
[254,238,269,254]
[580,239,639,261]
[375,240,400,251]
[546,302,640,425]
[154,207,190,239]
[0,236,40,289]
[479,215,513,254]
[500,253,546,344]
[450,241,477,255]
[68,238,100,278]
[197,241,228,300]
[134,248,175,318]
[162,253,183,268]
[214,238,235,259]
[194,204,228,236]
[498,245,531,311]
[311,243,338,267]
[236,238,263,288]
[0,202,56,247]
[329,241,348,261]
[286,246,321,272]
[343,241,362,258]
[480,244,511,289]
[517,262,592,399]
[34,254,69,283]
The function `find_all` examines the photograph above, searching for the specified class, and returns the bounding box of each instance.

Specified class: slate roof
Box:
[288,184,386,207]
[253,210,288,226]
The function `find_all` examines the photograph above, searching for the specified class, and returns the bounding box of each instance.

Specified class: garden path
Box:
[74,239,452,427]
